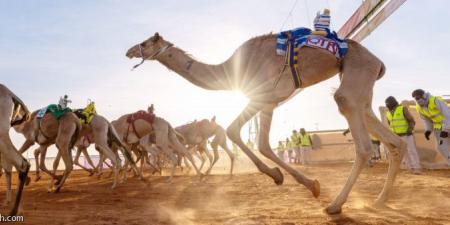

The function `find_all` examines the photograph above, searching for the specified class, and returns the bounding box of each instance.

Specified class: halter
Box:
[132,42,173,70]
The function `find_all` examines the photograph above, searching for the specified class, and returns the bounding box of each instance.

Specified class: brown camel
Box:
[112,112,203,182]
[126,32,407,214]
[0,84,31,215]
[51,114,132,189]
[14,109,81,192]
[175,117,235,175]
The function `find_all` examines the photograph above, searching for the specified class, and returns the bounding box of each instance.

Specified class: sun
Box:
[201,90,249,126]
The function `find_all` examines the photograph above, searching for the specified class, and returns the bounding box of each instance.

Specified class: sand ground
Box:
[1,157,449,225]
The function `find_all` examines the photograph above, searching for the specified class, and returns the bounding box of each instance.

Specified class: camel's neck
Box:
[156,46,232,90]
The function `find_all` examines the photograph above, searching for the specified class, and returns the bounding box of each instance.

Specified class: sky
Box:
[1,0,449,157]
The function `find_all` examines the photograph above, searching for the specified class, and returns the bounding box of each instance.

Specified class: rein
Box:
[132,43,174,70]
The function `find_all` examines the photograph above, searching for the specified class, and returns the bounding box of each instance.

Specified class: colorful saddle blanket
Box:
[36,104,72,120]
[276,27,347,57]
[126,110,155,124]
[276,27,348,89]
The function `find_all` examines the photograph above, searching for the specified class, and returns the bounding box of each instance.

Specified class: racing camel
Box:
[14,108,81,192]
[126,32,406,214]
[111,109,204,182]
[175,117,235,175]
[0,84,31,215]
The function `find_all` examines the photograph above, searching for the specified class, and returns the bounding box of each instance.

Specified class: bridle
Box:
[132,42,173,70]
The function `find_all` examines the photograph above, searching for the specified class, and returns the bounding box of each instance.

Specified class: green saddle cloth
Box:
[47,104,72,119]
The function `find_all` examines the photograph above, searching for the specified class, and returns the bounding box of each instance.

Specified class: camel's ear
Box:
[211,116,216,122]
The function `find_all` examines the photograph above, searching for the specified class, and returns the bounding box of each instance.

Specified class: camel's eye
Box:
[140,42,146,47]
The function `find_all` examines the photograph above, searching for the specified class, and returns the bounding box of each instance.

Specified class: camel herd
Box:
[0,83,235,215]
[1,30,406,217]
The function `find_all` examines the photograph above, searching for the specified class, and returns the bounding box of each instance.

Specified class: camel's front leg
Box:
[226,101,283,184]
[37,146,62,191]
[219,142,235,176]
[325,88,374,214]
[54,138,74,193]
[365,109,405,206]
[50,150,62,191]
[257,105,319,197]
[33,147,42,181]
[0,133,31,216]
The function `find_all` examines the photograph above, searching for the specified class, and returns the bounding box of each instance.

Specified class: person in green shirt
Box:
[299,128,313,165]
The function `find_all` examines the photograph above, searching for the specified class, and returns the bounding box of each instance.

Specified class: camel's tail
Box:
[107,123,136,166]
[168,124,184,146]
[174,129,185,144]
[9,91,30,126]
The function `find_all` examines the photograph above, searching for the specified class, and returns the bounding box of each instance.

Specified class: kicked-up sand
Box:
[0,155,449,225]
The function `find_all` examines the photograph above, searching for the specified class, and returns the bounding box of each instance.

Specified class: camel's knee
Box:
[33,149,41,157]
[258,143,272,157]
[334,91,357,115]
[356,149,372,163]
[387,140,407,160]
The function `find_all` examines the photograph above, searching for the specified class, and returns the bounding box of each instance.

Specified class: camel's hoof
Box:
[325,205,342,215]
[54,186,62,193]
[310,179,320,198]
[54,175,63,186]
[271,167,284,185]
[25,176,31,186]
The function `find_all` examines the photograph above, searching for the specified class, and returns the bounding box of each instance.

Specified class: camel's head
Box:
[126,32,173,63]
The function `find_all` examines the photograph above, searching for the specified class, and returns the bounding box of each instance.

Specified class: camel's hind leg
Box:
[0,133,30,216]
[53,123,76,193]
[227,101,283,184]
[257,105,319,197]
[96,143,121,189]
[326,54,384,214]
[74,147,94,175]
[33,147,42,181]
[216,139,235,176]
[365,108,405,206]
[202,142,218,175]
[81,148,96,173]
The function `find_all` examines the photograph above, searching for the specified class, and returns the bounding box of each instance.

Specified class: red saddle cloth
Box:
[126,110,155,125]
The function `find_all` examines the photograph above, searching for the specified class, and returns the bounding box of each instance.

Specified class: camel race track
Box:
[1,156,449,225]
[2,1,450,225]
